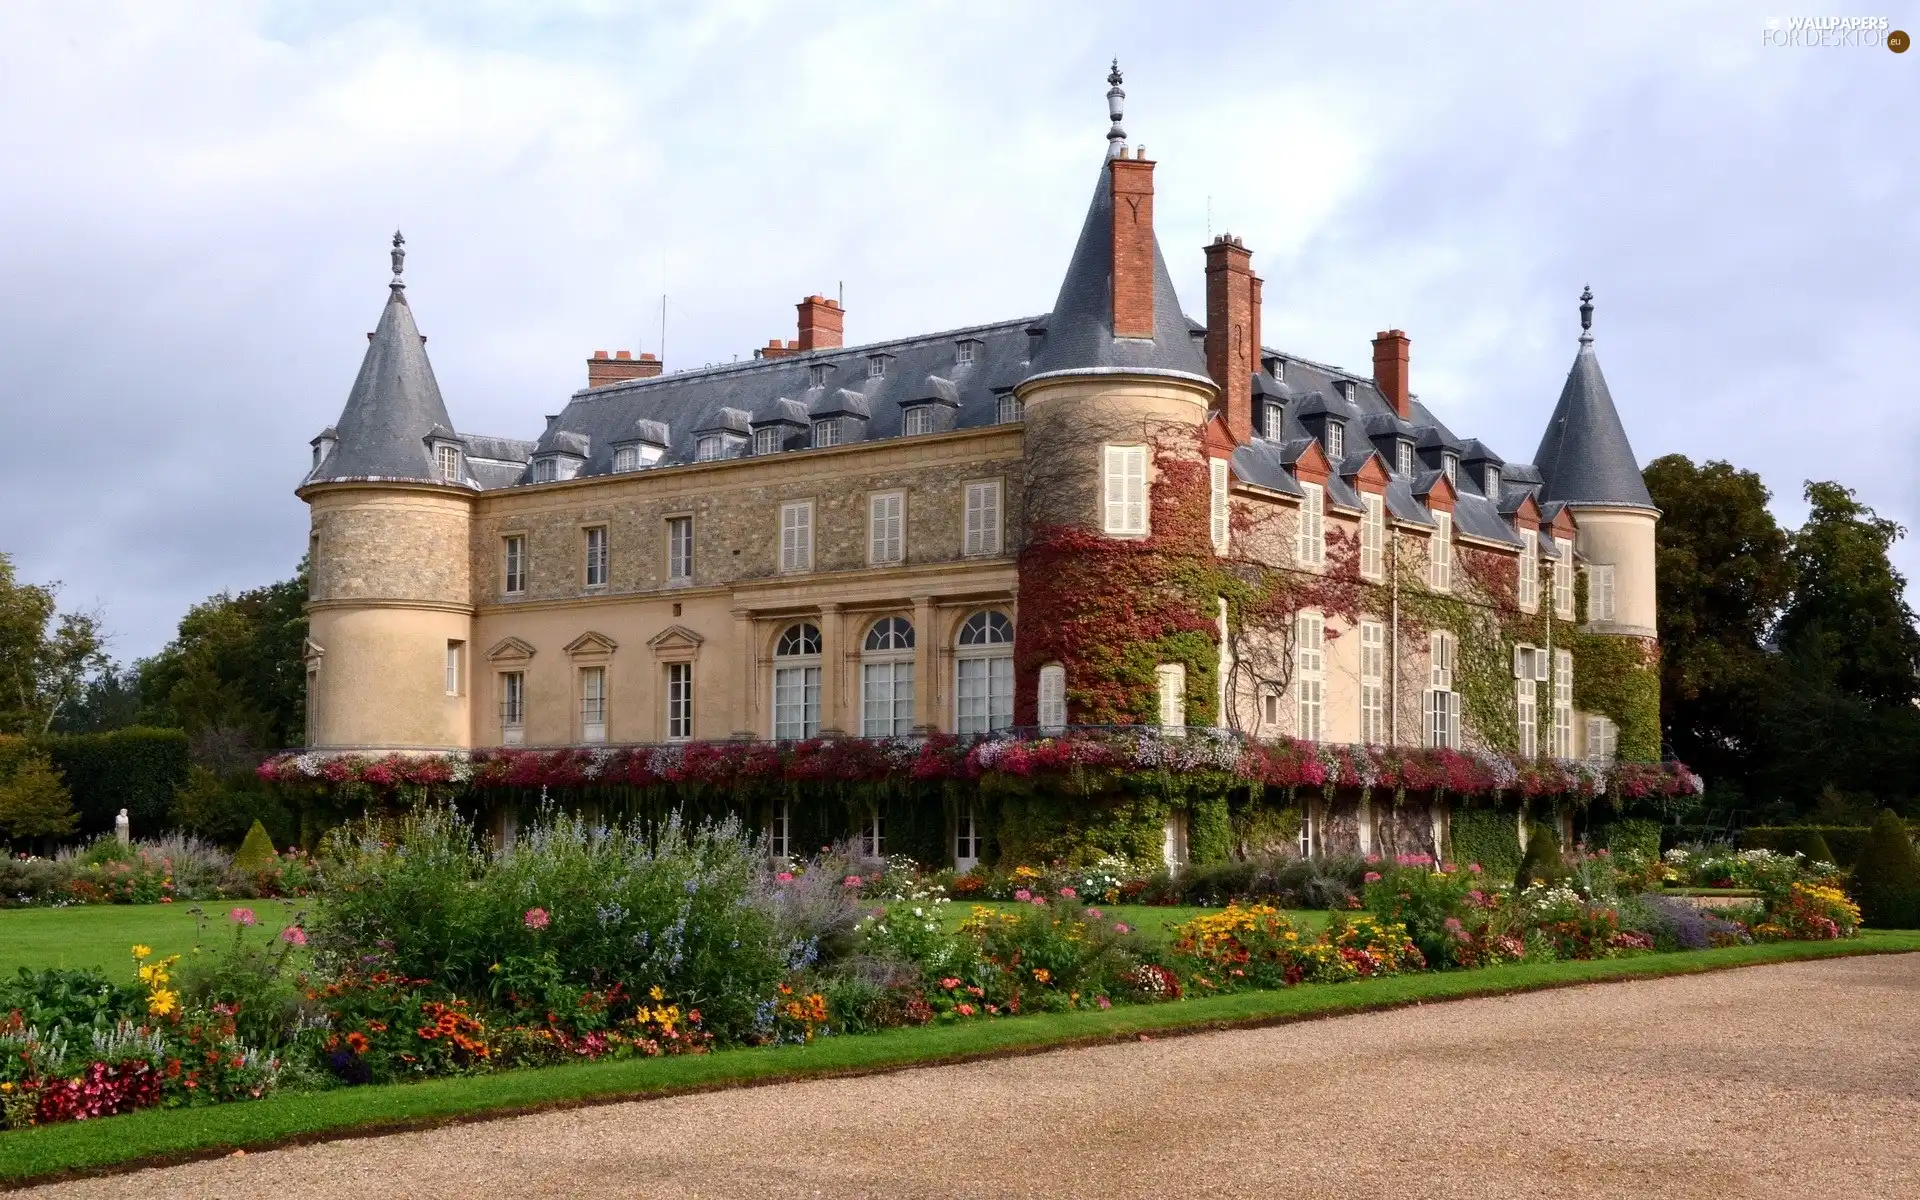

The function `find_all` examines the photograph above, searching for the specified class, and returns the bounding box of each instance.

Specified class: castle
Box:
[299,67,1658,857]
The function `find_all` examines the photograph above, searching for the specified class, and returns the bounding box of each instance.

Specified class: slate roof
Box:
[305,279,462,486]
[1533,340,1656,510]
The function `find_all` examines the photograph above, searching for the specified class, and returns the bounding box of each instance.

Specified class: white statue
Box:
[115,808,130,845]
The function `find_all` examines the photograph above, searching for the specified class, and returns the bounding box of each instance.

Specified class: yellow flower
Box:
[649,985,665,1002]
[148,988,179,1017]
[131,944,152,960]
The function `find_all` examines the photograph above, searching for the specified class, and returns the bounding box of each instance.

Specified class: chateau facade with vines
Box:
[295,66,1665,864]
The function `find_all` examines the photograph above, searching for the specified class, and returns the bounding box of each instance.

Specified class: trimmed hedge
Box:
[1600,818,1663,861]
[1853,811,1920,929]
[1449,807,1521,879]
[1744,826,1873,867]
[36,727,189,836]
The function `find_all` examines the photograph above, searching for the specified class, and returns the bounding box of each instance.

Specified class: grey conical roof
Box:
[1024,159,1210,385]
[306,279,457,485]
[1533,341,1654,509]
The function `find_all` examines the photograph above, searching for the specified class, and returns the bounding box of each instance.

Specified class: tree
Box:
[1852,810,1920,929]
[1642,456,1791,788]
[137,565,308,762]
[0,551,110,735]
[0,750,78,842]
[1775,482,1920,706]
[50,662,143,734]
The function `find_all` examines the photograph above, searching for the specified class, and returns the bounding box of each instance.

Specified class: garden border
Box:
[4,934,1917,1189]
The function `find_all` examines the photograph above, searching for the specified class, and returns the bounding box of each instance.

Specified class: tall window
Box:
[869,492,904,565]
[437,444,461,484]
[955,611,1014,735]
[696,435,723,462]
[859,811,884,858]
[1156,663,1187,732]
[1296,483,1325,568]
[500,671,525,745]
[667,516,693,584]
[1209,459,1230,554]
[773,624,822,740]
[964,481,1002,556]
[1586,715,1618,764]
[1260,686,1281,729]
[1324,420,1344,461]
[1552,650,1574,758]
[1103,446,1147,535]
[903,406,935,436]
[861,617,915,736]
[1037,663,1067,733]
[955,803,982,871]
[1359,620,1385,745]
[666,662,693,741]
[1429,512,1452,591]
[585,526,609,587]
[1396,440,1414,477]
[956,340,976,365]
[754,427,781,455]
[808,364,826,388]
[867,355,888,379]
[811,419,840,448]
[1517,530,1539,611]
[579,667,606,743]
[1442,452,1458,485]
[767,798,790,859]
[996,394,1022,424]
[1485,465,1502,497]
[1516,670,1538,758]
[1589,565,1616,622]
[779,501,813,572]
[1264,400,1283,439]
[444,641,464,696]
[1426,631,1459,749]
[1360,492,1385,580]
[1553,537,1575,618]
[503,535,526,595]
[1295,610,1324,742]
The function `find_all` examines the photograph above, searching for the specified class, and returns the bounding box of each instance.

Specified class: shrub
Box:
[38,727,189,836]
[954,901,1142,1013]
[1600,819,1662,862]
[233,820,278,872]
[1515,822,1567,887]
[1169,904,1423,990]
[172,765,296,848]
[1786,828,1837,867]
[1449,807,1521,880]
[1851,810,1920,929]
[1616,892,1749,951]
[0,751,78,842]
[1753,883,1860,941]
[1362,857,1485,969]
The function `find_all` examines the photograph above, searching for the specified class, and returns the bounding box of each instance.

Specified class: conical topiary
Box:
[1788,828,1836,868]
[1852,810,1920,929]
[233,819,277,872]
[1515,821,1566,887]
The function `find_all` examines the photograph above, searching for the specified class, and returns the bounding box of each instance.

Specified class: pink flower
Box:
[1096,995,1112,1010]
[229,908,257,926]
[775,871,795,883]
[1365,854,1381,865]
[280,925,307,947]
[1013,888,1032,902]
[1441,862,1457,873]
[523,907,551,930]
[1031,897,1046,907]
[1058,886,1077,899]
[956,1003,976,1017]
[1114,922,1131,933]
[1363,871,1382,883]
[940,977,962,989]
[842,875,863,889]
[1085,908,1103,919]
[1468,863,1483,874]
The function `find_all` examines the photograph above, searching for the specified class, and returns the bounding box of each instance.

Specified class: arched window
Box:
[955,611,1014,735]
[773,623,822,739]
[861,617,916,736]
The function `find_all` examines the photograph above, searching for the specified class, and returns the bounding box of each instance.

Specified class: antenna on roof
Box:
[1578,284,1594,346]
[660,294,668,368]
[838,280,843,309]
[1106,60,1126,158]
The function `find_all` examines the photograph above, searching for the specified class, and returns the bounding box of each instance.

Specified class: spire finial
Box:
[389,230,407,294]
[1578,284,1594,345]
[1106,59,1127,158]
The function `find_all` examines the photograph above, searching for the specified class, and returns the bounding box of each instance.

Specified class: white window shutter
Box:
[1210,458,1229,553]
[1038,664,1066,732]
[1422,688,1437,746]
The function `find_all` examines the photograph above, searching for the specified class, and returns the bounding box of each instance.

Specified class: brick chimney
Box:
[1372,330,1411,419]
[1204,234,1257,443]
[1109,148,1156,338]
[756,339,802,360]
[796,296,844,351]
[587,350,663,388]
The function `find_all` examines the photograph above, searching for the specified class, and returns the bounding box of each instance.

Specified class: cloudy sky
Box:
[1,1,1915,660]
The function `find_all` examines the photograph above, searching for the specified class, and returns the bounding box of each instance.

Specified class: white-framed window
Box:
[964,481,1002,556]
[996,394,1022,424]
[1426,630,1459,749]
[445,640,464,696]
[436,444,462,484]
[754,427,782,455]
[768,797,791,859]
[867,355,888,379]
[1103,445,1148,536]
[1264,400,1284,439]
[1586,715,1619,764]
[579,667,606,743]
[859,811,884,859]
[667,516,693,584]
[585,526,609,588]
[1552,649,1574,758]
[1209,458,1230,554]
[1360,491,1385,581]
[811,419,840,448]
[666,662,693,741]
[1359,620,1385,745]
[1156,663,1187,732]
[1324,420,1344,461]
[955,803,982,871]
[869,492,905,565]
[808,363,826,389]
[503,535,526,595]
[1298,807,1314,858]
[903,406,936,436]
[500,671,524,745]
[696,435,724,462]
[1295,610,1324,742]
[779,501,813,573]
[1517,674,1538,758]
[861,617,915,736]
[955,611,1014,735]
[1296,483,1325,568]
[1518,530,1539,611]
[1037,663,1067,733]
[1396,440,1414,477]
[1429,512,1452,592]
[1553,537,1575,618]
[956,340,977,365]
[532,457,558,484]
[1442,452,1458,485]
[1589,565,1616,623]
[1260,686,1281,729]
[1485,465,1502,497]
[773,623,822,740]
[615,445,641,473]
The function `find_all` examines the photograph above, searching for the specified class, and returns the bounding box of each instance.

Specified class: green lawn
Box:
[0,901,312,978]
[922,902,1331,944]
[4,931,1916,1186]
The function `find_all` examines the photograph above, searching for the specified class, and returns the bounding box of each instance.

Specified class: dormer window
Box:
[807,364,826,388]
[903,405,936,436]
[435,444,462,484]
[1484,465,1502,496]
[996,394,1022,424]
[1339,380,1358,405]
[613,446,639,473]
[956,340,977,365]
[532,457,557,483]
[867,355,889,379]
[754,427,782,455]
[696,435,723,462]
[1264,400,1283,439]
[1324,420,1345,461]
[812,419,841,448]
[1443,452,1458,485]
[1396,440,1414,477]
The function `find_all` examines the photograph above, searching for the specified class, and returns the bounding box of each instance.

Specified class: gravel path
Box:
[27,955,1920,1199]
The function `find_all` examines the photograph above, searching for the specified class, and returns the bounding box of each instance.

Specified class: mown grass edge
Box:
[6,932,1918,1189]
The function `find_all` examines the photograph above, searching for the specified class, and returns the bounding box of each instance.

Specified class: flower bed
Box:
[3,837,319,909]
